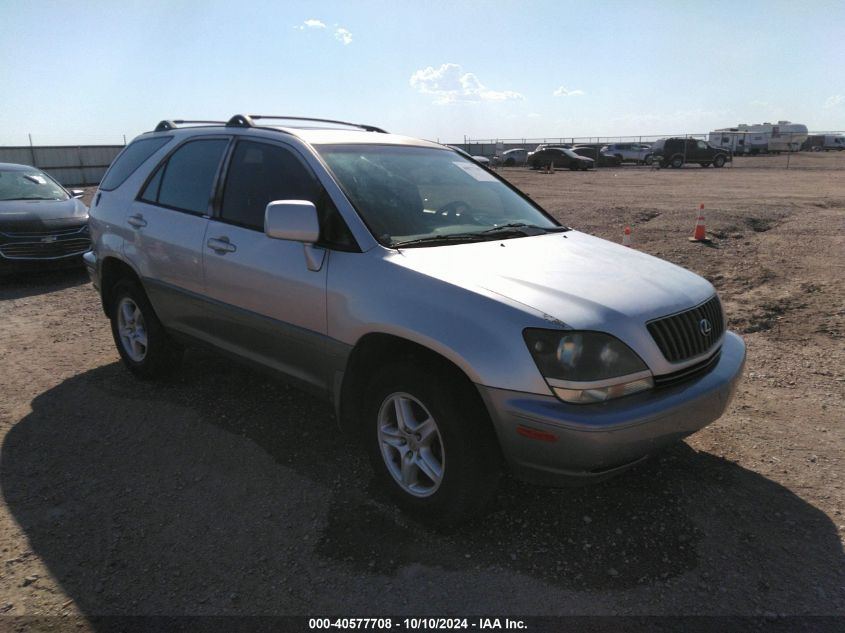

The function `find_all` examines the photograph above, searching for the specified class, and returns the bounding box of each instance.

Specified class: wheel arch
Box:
[336,333,490,437]
[100,256,143,318]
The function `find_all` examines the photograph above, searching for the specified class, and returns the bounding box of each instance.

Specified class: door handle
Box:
[207,237,237,253]
[127,214,147,228]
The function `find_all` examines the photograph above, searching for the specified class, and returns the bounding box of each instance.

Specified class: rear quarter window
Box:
[99,136,172,191]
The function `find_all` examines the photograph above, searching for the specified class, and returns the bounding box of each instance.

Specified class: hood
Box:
[0,198,88,232]
[394,230,714,329]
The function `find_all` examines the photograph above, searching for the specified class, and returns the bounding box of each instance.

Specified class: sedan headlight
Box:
[523,329,653,404]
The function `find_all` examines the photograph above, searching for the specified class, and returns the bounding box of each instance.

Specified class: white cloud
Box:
[334,27,353,45]
[823,95,843,109]
[410,63,523,105]
[296,18,326,30]
[553,86,585,97]
[750,100,770,108]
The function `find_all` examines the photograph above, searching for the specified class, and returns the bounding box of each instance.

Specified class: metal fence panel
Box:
[0,145,123,186]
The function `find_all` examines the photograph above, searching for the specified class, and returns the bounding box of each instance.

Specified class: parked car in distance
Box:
[572,146,622,167]
[499,148,528,166]
[527,147,594,170]
[85,114,745,526]
[533,143,572,152]
[0,163,89,274]
[652,138,731,168]
[601,143,654,165]
[446,145,494,168]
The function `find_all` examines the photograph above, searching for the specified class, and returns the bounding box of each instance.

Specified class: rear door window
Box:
[140,138,229,215]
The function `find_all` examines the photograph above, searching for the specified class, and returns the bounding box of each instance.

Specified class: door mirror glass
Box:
[265,200,319,243]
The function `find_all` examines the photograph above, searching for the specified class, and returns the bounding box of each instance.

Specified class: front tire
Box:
[713,155,726,168]
[670,155,684,168]
[364,363,501,526]
[109,279,183,379]
[644,155,654,165]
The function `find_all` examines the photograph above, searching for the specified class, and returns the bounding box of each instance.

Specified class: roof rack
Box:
[226,114,387,134]
[154,120,227,132]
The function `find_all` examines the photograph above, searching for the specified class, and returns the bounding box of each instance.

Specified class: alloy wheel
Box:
[377,392,445,497]
[117,297,148,362]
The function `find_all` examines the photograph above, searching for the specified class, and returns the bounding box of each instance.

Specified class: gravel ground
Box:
[0,152,843,623]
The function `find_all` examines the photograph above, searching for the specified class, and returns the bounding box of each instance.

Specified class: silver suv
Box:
[84,115,745,525]
[601,143,654,164]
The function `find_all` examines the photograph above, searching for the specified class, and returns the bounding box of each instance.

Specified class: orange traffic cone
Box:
[689,203,710,242]
[623,226,632,247]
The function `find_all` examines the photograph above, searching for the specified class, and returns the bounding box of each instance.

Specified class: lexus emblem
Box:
[699,318,712,336]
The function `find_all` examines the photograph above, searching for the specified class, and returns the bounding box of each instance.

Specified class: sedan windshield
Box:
[317,145,562,247]
[0,169,69,201]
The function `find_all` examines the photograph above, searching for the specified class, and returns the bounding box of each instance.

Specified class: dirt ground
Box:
[0,152,843,624]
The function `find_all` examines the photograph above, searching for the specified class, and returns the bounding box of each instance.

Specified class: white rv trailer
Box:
[709,121,809,154]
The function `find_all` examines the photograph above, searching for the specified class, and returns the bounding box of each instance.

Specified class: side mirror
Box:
[264,200,320,243]
[71,189,84,199]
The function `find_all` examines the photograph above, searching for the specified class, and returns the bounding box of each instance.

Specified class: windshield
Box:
[0,169,69,201]
[317,144,561,247]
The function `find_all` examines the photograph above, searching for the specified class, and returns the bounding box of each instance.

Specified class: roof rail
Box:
[226,114,254,128]
[154,119,227,132]
[228,114,387,134]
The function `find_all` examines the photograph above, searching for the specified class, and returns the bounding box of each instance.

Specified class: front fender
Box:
[326,248,556,395]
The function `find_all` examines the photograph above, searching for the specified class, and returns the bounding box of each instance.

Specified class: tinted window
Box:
[220,141,318,230]
[145,139,229,214]
[140,166,163,202]
[100,137,171,191]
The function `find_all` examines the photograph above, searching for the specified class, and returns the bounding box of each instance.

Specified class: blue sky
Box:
[1,0,842,145]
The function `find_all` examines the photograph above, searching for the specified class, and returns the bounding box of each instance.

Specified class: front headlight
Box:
[523,329,653,404]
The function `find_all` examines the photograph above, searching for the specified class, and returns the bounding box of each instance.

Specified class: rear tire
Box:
[363,363,501,527]
[109,279,183,379]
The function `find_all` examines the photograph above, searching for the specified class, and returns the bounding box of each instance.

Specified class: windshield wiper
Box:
[392,224,570,248]
[4,196,62,201]
[480,223,570,234]
[392,233,491,248]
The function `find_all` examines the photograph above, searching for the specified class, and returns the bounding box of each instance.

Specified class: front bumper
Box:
[0,223,90,273]
[478,331,746,485]
[82,250,99,289]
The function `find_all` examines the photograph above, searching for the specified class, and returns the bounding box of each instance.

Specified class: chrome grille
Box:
[647,295,724,363]
[0,225,85,238]
[0,238,91,260]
